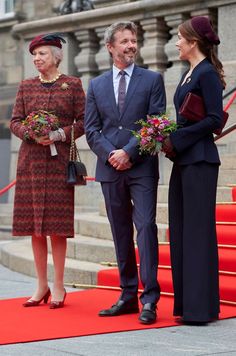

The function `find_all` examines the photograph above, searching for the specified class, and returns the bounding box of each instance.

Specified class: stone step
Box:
[98,186,233,218]
[0,185,233,242]
[0,203,13,214]
[0,225,15,240]
[65,234,116,264]
[219,153,236,169]
[218,170,236,186]
[75,212,168,242]
[0,214,12,226]
[0,239,108,285]
[98,200,169,221]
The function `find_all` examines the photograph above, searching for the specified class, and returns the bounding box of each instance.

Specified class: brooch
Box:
[186,77,191,84]
[61,82,69,90]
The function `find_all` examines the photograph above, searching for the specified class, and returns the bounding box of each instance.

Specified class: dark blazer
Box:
[85,65,166,181]
[170,58,224,165]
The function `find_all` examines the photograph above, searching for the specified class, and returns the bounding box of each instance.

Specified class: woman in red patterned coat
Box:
[10,33,85,308]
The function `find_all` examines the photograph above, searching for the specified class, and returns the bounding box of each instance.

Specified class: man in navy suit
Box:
[85,21,166,324]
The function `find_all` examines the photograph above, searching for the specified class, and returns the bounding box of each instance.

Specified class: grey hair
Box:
[50,46,63,67]
[104,21,137,44]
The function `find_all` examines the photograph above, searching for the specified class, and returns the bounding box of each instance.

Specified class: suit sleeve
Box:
[85,80,116,163]
[123,72,166,160]
[170,70,223,153]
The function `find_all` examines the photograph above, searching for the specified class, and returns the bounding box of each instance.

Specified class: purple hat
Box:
[29,33,66,54]
[191,16,220,45]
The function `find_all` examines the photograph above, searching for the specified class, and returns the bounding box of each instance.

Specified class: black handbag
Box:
[66,125,87,185]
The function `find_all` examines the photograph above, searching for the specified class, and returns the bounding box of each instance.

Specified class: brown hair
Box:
[179,19,226,88]
[104,21,137,44]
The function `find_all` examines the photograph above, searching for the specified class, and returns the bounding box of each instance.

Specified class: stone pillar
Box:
[74,29,99,90]
[218,3,236,91]
[164,13,188,104]
[218,3,236,136]
[140,17,169,74]
[135,22,144,68]
[95,26,112,74]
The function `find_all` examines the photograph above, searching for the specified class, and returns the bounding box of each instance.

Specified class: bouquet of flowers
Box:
[132,114,178,155]
[22,110,59,156]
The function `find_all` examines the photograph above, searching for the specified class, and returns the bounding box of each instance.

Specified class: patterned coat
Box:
[10,74,85,238]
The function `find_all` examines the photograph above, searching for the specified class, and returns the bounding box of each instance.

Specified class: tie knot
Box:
[119,70,126,77]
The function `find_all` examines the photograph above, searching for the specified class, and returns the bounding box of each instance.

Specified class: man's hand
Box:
[108,149,132,170]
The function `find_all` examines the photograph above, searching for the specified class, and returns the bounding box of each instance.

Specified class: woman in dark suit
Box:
[163,16,226,324]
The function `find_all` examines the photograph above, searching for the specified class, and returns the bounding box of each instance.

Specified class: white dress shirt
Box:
[112,63,134,105]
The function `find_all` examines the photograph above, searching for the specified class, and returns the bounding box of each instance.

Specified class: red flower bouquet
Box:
[132,114,178,155]
[22,110,59,155]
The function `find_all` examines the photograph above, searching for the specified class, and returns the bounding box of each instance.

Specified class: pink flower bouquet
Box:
[22,110,59,155]
[132,114,178,155]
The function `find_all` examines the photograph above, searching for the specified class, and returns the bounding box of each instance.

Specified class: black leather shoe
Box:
[99,298,139,317]
[139,303,157,324]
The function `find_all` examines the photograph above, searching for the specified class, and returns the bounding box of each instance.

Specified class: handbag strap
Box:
[69,125,81,162]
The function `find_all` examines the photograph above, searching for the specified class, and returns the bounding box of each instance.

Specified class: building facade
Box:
[0,0,235,205]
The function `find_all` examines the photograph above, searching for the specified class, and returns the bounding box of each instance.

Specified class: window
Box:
[0,0,15,19]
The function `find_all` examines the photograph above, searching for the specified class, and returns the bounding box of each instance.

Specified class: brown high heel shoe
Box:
[23,288,51,307]
[50,288,67,309]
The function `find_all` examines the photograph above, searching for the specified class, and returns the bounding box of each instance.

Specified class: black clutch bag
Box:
[66,125,87,186]
[179,92,228,135]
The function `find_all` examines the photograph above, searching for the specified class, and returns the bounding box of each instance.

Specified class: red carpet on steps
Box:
[98,191,236,315]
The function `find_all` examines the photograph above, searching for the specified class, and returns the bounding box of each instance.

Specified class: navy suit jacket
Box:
[170,58,224,165]
[85,65,166,181]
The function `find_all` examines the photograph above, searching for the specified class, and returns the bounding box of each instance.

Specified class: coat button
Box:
[118,126,123,130]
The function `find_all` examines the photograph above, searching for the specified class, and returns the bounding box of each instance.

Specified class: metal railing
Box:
[214,123,236,141]
[214,88,236,141]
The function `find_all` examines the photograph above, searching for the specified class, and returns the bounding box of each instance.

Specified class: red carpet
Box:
[0,289,235,346]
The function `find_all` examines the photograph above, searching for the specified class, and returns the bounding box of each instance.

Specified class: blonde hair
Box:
[50,46,63,67]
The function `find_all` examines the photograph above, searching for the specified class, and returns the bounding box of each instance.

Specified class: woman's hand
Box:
[162,137,176,158]
[34,135,54,146]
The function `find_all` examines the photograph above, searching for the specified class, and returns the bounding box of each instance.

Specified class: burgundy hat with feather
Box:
[29,33,66,54]
[190,16,220,45]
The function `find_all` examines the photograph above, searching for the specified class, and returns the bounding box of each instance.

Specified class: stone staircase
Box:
[0,152,235,287]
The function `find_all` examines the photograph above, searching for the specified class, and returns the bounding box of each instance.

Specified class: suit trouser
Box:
[101,174,161,304]
[168,162,220,321]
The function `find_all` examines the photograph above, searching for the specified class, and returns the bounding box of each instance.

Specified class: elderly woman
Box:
[10,33,85,308]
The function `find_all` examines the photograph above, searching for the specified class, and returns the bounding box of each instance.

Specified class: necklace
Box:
[39,72,61,83]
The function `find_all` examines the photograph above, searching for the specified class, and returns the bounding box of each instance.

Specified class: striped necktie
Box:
[118,70,126,113]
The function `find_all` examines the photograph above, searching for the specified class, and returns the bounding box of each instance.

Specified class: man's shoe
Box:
[139,303,157,324]
[99,298,139,317]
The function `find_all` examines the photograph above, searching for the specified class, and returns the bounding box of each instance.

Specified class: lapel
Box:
[119,65,142,120]
[103,70,120,118]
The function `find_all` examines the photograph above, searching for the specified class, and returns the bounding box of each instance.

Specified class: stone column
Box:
[218,4,236,91]
[74,29,99,90]
[218,3,236,136]
[95,26,112,74]
[140,17,169,74]
[164,13,189,103]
